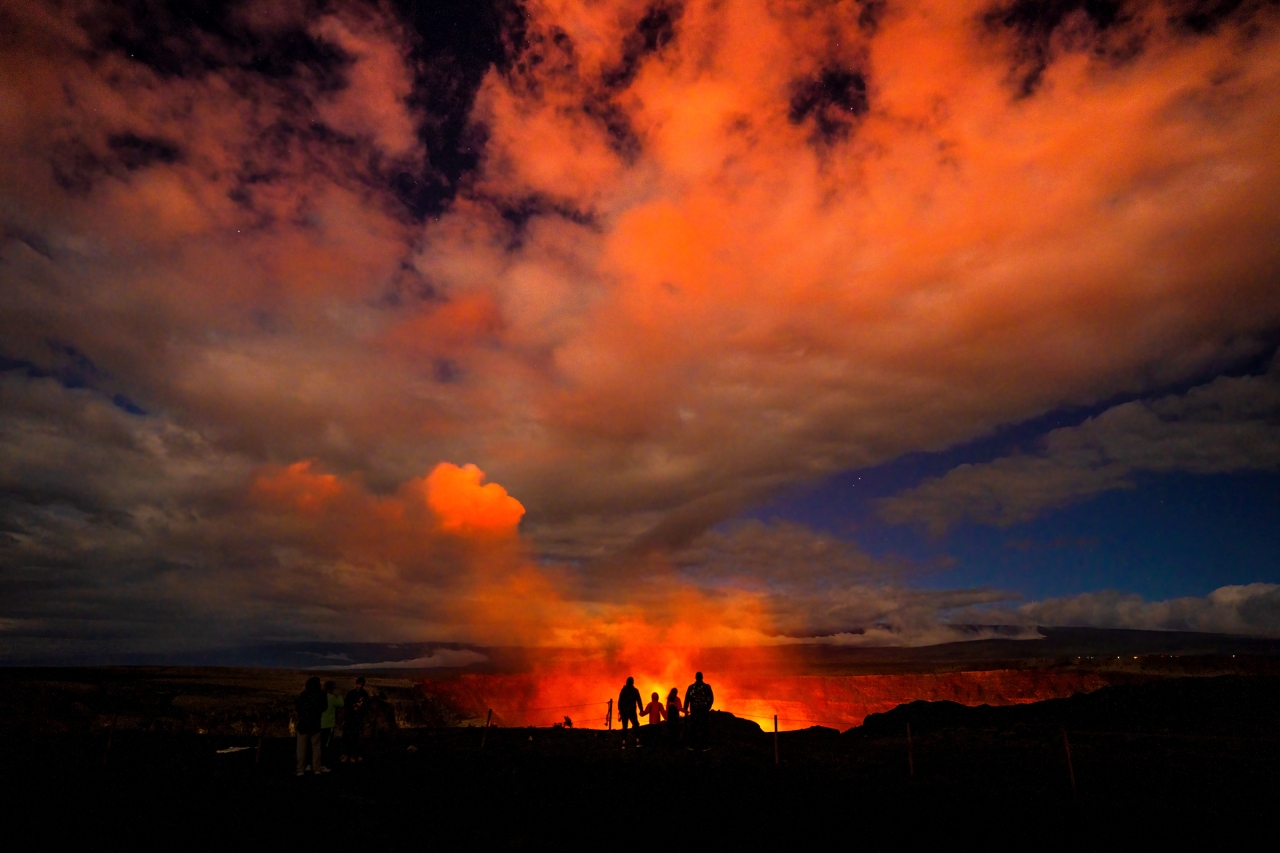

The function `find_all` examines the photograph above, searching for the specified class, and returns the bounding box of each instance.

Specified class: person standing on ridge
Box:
[683,671,714,751]
[295,676,329,776]
[618,677,644,750]
[642,691,666,730]
[342,677,370,763]
[318,680,343,771]
[665,687,683,743]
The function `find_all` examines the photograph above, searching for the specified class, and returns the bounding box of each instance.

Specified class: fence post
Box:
[256,713,266,765]
[480,709,493,749]
[1061,728,1076,793]
[906,722,914,778]
[606,699,613,731]
[774,715,779,765]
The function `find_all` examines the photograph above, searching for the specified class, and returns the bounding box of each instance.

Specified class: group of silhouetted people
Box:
[295,670,716,773]
[617,671,714,751]
[294,676,371,776]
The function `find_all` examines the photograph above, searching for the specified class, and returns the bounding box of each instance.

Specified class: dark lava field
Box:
[4,672,1280,848]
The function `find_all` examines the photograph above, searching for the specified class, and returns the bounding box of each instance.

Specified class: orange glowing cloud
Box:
[426,462,525,534]
[251,460,521,544]
[250,460,349,515]
[4,0,1280,657]
[246,459,781,652]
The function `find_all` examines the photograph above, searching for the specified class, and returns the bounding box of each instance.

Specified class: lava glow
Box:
[254,461,1140,728]
[426,662,1139,732]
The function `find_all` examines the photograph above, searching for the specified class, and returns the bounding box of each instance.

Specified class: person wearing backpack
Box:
[683,671,714,751]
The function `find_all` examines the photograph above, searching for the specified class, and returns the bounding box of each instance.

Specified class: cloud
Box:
[2,0,1280,652]
[426,463,526,533]
[410,0,1280,553]
[308,8,421,159]
[959,583,1280,638]
[878,358,1280,534]
[665,520,1019,645]
[321,648,489,669]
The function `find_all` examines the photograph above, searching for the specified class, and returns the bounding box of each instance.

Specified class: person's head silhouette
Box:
[695,671,703,682]
[651,692,659,701]
[626,676,634,687]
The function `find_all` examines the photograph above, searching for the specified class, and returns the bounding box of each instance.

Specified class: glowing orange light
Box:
[426,462,525,534]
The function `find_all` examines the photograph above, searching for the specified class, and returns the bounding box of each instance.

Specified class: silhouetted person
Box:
[342,677,369,763]
[296,676,329,776]
[618,677,643,749]
[683,671,714,751]
[319,680,343,770]
[665,687,683,742]
[643,692,666,729]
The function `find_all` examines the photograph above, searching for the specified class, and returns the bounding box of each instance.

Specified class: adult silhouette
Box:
[318,680,342,771]
[618,676,644,749]
[665,687,683,742]
[683,671,714,750]
[295,676,329,776]
[342,677,370,763]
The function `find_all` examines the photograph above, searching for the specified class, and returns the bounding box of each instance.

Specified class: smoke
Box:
[2,1,1280,654]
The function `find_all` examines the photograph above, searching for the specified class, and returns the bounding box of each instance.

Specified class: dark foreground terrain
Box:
[4,674,1280,848]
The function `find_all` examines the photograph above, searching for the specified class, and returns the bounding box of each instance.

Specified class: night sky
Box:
[2,0,1279,663]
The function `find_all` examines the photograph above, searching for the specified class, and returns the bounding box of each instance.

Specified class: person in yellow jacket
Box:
[319,680,344,771]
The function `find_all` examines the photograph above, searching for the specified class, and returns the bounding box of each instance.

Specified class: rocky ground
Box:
[3,672,1279,847]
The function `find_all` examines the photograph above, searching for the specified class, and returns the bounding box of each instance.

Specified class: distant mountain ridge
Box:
[9,626,1280,669]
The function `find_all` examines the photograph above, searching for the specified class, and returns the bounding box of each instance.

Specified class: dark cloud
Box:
[50,133,180,195]
[879,357,1280,534]
[986,0,1129,37]
[77,0,522,220]
[493,192,598,248]
[107,133,183,170]
[82,0,347,82]
[602,2,684,91]
[1170,0,1275,34]
[983,0,1133,95]
[858,1,888,33]
[788,66,868,144]
[391,0,524,216]
[983,0,1279,97]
